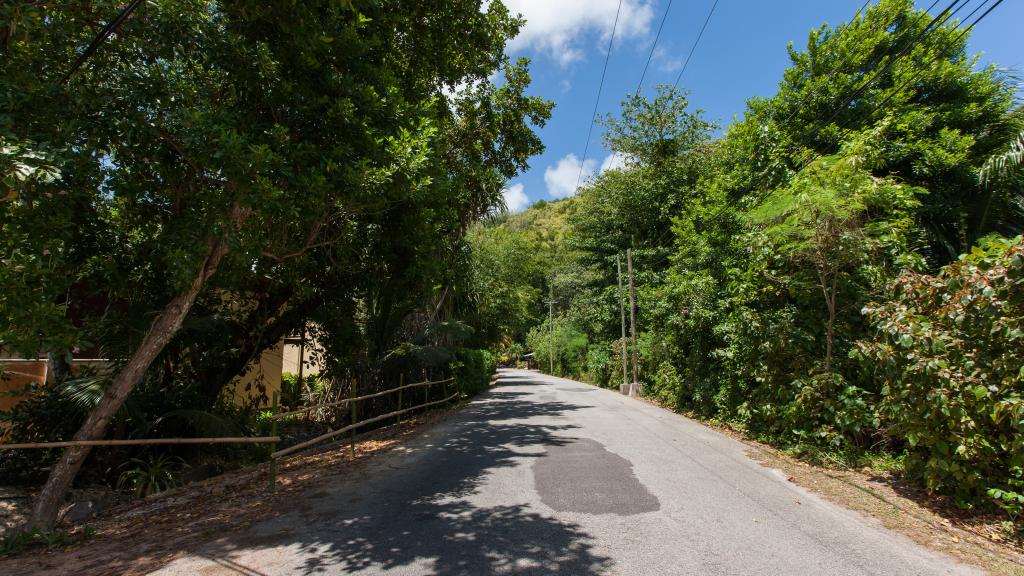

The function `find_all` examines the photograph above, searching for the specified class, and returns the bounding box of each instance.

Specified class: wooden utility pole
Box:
[616,255,629,394]
[545,281,556,375]
[626,249,639,397]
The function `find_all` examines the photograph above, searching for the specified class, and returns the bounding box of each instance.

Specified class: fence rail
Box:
[0,437,280,450]
[271,391,459,459]
[269,377,454,421]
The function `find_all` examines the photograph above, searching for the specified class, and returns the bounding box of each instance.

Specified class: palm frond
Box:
[980,130,1024,186]
[59,376,108,412]
[144,409,242,438]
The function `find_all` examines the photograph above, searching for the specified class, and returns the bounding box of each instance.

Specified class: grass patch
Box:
[0,528,69,557]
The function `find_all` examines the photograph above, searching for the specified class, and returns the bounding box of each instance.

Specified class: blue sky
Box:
[498,0,1024,212]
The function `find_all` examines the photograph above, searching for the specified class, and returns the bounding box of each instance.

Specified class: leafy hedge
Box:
[856,236,1024,510]
[451,348,497,397]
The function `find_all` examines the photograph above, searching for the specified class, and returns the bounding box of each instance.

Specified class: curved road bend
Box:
[153,369,979,575]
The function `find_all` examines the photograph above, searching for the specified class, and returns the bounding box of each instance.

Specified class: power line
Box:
[573,0,625,195]
[636,0,674,94]
[858,0,1002,128]
[614,0,719,254]
[671,0,720,88]
[817,0,971,129]
[62,0,145,84]
[773,0,938,128]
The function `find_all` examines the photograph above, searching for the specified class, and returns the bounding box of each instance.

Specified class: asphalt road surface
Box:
[152,369,979,575]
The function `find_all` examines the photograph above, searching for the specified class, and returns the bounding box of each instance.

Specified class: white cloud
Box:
[544,153,595,198]
[502,183,530,213]
[503,0,656,67]
[600,152,630,173]
[653,46,684,73]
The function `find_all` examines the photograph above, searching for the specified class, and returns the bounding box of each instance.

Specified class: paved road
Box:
[153,369,978,575]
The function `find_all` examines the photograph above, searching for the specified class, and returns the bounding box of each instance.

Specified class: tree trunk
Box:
[27,233,233,530]
[46,351,72,384]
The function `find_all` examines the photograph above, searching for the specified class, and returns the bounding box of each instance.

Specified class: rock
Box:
[59,500,99,524]
[57,487,121,526]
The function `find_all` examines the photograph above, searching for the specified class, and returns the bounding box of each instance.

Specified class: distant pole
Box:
[626,249,639,397]
[547,281,555,375]
[349,379,358,459]
[617,254,629,394]
[297,322,306,408]
[269,391,279,492]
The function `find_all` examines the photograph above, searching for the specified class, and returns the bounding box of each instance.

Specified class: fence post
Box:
[397,374,404,426]
[424,378,429,413]
[349,379,358,459]
[443,377,449,404]
[269,391,279,493]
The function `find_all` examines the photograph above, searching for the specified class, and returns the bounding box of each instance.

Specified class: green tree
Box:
[747,155,919,370]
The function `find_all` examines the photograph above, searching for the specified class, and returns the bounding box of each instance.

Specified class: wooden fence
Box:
[0,375,461,492]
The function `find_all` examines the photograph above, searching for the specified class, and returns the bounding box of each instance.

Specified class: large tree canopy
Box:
[0,0,550,528]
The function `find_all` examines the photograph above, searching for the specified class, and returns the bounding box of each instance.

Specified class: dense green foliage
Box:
[857,237,1024,510]
[468,0,1024,518]
[451,348,498,397]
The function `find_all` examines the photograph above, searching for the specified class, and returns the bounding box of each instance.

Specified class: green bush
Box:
[525,318,589,378]
[856,236,1024,509]
[0,381,87,484]
[649,361,684,409]
[451,348,497,397]
[585,345,613,388]
[280,372,325,407]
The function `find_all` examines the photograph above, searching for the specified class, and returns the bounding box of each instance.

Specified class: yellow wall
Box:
[0,361,45,413]
[281,342,323,376]
[1,344,284,415]
[229,343,283,408]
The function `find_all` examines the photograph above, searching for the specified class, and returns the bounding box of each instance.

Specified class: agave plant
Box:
[116,453,186,498]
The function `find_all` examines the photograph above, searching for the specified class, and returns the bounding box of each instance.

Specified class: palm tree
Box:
[977,105,1024,239]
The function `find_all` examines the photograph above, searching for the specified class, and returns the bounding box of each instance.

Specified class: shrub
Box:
[524,319,588,378]
[0,381,86,484]
[856,236,1024,508]
[585,345,613,388]
[116,453,186,498]
[644,361,683,408]
[280,372,324,408]
[783,372,876,448]
[451,348,497,397]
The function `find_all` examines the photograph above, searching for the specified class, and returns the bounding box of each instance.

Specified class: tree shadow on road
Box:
[191,374,612,575]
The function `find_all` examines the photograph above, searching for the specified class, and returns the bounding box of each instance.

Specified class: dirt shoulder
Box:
[0,408,459,576]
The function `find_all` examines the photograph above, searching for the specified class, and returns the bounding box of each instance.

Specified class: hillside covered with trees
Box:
[469,0,1024,523]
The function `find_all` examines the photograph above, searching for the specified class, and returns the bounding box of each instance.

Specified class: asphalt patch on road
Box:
[533,437,660,515]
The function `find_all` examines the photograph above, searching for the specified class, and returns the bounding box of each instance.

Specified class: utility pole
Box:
[626,248,639,397]
[297,322,306,395]
[616,255,629,394]
[544,280,556,375]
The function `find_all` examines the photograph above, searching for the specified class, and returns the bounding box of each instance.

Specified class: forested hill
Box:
[469,0,1024,523]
